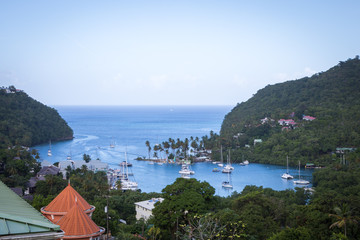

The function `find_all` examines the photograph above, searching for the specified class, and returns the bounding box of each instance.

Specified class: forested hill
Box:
[220,56,360,165]
[0,86,73,147]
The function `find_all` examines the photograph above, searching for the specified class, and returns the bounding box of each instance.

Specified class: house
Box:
[25,176,45,195]
[303,115,316,121]
[0,180,63,239]
[37,165,60,177]
[260,117,274,124]
[254,139,262,146]
[278,119,296,126]
[135,198,164,221]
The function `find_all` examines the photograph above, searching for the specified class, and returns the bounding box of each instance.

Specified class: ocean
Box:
[33,105,313,197]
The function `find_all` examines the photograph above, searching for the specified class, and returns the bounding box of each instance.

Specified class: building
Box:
[37,165,60,177]
[41,183,104,240]
[302,115,316,121]
[0,180,63,239]
[41,183,96,223]
[254,139,263,146]
[58,159,108,179]
[135,198,164,221]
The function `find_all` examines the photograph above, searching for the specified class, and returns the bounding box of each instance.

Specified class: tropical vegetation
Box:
[0,86,73,147]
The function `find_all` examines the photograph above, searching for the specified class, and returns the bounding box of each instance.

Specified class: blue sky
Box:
[0,0,359,106]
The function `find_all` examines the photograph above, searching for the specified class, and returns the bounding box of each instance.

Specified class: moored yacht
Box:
[281,156,294,179]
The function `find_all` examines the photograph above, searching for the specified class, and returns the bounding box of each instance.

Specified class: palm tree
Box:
[329,204,359,237]
[145,141,151,160]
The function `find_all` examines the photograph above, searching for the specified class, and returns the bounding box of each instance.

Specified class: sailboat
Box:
[294,161,310,185]
[281,156,294,179]
[47,140,52,156]
[118,150,138,191]
[224,150,234,170]
[222,151,233,173]
[218,145,224,167]
[110,137,115,148]
[222,166,233,188]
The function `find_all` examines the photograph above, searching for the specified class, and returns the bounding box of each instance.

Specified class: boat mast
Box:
[220,145,223,164]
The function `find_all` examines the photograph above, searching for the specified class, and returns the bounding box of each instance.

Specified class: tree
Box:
[152,178,215,239]
[145,141,151,160]
[329,204,359,237]
[83,154,91,163]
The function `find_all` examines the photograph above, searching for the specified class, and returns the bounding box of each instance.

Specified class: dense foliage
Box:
[0,147,41,188]
[218,56,360,166]
[0,86,73,147]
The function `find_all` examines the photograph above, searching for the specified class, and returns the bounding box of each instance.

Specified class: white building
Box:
[134,198,164,221]
[58,159,108,178]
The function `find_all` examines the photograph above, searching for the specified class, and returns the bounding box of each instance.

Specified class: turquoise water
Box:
[33,105,313,197]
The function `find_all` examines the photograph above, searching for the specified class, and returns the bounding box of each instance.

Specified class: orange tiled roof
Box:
[43,183,93,213]
[57,203,102,238]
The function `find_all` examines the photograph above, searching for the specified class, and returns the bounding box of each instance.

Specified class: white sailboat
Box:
[218,145,224,167]
[222,151,233,173]
[47,140,52,156]
[294,161,310,185]
[222,167,233,188]
[119,150,138,191]
[281,156,294,179]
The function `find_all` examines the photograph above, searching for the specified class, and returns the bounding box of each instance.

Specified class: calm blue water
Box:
[33,105,313,197]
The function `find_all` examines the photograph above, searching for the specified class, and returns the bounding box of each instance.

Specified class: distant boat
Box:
[118,150,138,191]
[212,168,220,172]
[47,140,52,156]
[239,155,249,166]
[218,145,224,167]
[281,156,294,179]
[222,166,233,188]
[222,151,234,173]
[110,137,115,148]
[179,163,195,175]
[294,161,310,185]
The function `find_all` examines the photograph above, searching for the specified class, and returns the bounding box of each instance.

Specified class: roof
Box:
[56,203,103,238]
[28,176,45,188]
[37,166,60,176]
[0,180,62,238]
[42,183,93,214]
[135,198,164,211]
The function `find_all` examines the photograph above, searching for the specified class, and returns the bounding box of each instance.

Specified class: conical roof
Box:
[43,183,92,213]
[57,203,102,238]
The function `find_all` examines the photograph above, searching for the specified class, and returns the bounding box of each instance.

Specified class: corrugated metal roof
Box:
[0,180,62,237]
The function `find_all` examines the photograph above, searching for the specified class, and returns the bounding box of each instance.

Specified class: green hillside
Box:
[219,56,360,166]
[0,86,73,147]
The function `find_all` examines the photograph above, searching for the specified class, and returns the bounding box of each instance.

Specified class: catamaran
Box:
[281,156,294,179]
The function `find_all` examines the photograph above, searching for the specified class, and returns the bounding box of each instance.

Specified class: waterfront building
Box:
[134,198,164,221]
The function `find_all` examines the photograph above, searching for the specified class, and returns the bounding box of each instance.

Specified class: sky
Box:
[0,0,359,106]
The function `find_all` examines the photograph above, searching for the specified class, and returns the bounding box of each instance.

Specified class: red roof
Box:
[57,203,103,238]
[43,183,93,214]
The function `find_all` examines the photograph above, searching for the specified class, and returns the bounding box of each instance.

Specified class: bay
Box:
[33,105,313,197]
